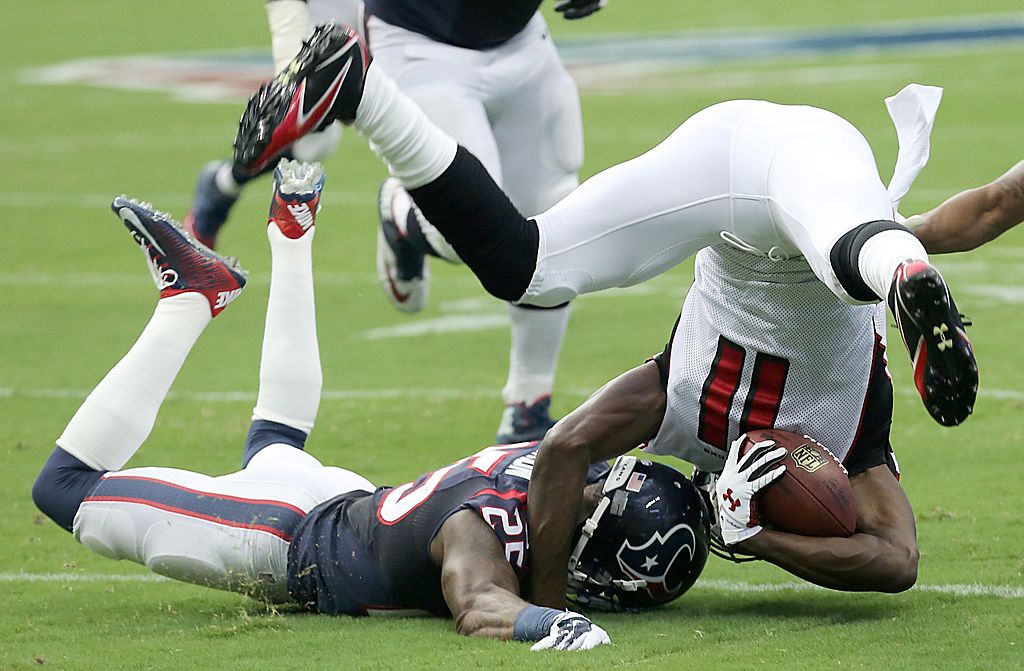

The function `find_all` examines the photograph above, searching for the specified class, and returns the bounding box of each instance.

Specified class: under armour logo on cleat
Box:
[286,203,315,231]
[934,323,952,351]
[214,288,243,310]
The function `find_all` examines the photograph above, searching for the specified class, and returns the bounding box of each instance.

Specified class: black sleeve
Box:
[408,146,539,302]
[647,315,680,390]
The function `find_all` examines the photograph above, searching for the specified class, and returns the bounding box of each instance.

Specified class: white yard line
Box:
[2,572,1020,598]
[0,190,375,208]
[696,579,1024,599]
[4,384,1023,403]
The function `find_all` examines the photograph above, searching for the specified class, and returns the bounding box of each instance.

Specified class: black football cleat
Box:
[182,160,238,250]
[495,396,558,445]
[234,22,369,176]
[888,260,978,426]
[112,196,248,317]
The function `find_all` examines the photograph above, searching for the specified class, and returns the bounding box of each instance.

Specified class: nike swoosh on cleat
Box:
[297,58,352,127]
[119,207,166,256]
[386,272,411,302]
[313,37,355,72]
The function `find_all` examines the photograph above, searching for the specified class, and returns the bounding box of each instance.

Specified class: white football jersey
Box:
[645,244,889,472]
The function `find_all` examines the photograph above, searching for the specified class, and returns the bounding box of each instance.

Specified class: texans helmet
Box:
[567,456,711,611]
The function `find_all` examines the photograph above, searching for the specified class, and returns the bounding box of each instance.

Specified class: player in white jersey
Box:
[231,31,980,606]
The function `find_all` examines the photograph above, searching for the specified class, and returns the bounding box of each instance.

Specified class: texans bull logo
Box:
[616,523,697,601]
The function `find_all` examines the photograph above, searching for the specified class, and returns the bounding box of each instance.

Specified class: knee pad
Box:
[829,220,906,301]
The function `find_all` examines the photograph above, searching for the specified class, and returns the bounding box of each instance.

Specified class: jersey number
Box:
[697,335,790,450]
[481,506,526,568]
[377,446,518,525]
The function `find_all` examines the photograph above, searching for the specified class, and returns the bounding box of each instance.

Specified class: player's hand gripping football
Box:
[530,611,611,651]
[714,435,787,546]
[554,0,607,20]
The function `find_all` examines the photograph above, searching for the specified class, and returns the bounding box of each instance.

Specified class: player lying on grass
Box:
[230,25,984,605]
[31,161,711,651]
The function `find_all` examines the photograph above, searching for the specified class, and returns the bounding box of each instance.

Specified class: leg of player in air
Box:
[32,161,372,601]
[183,0,361,248]
[368,16,581,442]
[234,31,976,427]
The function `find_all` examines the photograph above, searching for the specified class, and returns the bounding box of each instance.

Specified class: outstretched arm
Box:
[912,160,1024,253]
[435,511,610,650]
[528,361,667,608]
[435,510,529,639]
[736,464,919,592]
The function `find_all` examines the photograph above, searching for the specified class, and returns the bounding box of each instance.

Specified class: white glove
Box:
[530,611,611,651]
[714,435,787,546]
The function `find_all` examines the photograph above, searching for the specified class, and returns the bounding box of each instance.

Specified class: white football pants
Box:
[74,446,372,603]
[525,99,898,306]
[69,223,374,603]
[367,12,584,252]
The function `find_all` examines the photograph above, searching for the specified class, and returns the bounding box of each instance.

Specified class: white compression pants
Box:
[74,446,373,603]
[525,99,898,306]
[367,13,583,233]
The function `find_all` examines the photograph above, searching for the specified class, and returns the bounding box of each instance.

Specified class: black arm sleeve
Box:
[408,146,539,302]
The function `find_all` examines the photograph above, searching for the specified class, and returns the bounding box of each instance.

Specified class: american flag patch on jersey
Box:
[626,472,647,493]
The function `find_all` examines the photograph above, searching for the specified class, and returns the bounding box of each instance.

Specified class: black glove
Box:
[554,0,607,20]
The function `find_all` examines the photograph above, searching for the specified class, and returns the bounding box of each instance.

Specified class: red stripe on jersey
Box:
[739,353,790,434]
[82,495,296,541]
[472,488,528,503]
[698,337,746,450]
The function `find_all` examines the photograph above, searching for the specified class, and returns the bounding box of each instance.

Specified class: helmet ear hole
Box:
[568,461,711,611]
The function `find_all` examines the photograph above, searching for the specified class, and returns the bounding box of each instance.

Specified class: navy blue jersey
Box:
[287,444,609,615]
[365,0,543,49]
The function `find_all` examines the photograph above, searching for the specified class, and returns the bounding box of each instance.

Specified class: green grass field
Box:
[3,2,1024,669]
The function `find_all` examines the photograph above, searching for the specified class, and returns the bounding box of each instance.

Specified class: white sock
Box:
[215,163,241,196]
[266,0,310,74]
[857,229,929,300]
[354,64,458,189]
[252,225,322,433]
[502,303,572,405]
[57,293,211,471]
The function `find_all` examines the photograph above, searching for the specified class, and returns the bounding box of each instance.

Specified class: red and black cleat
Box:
[888,260,978,426]
[268,159,325,239]
[112,196,248,317]
[233,22,369,177]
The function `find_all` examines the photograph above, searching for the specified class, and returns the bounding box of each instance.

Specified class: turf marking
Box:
[3,572,1021,598]
[697,579,1024,599]
[0,190,374,208]
[20,14,1024,102]
[3,385,1023,403]
[364,314,510,339]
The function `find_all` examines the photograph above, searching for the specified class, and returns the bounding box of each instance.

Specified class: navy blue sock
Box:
[242,419,308,467]
[32,447,105,532]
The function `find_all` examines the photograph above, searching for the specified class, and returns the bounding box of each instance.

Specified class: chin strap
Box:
[567,456,648,597]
